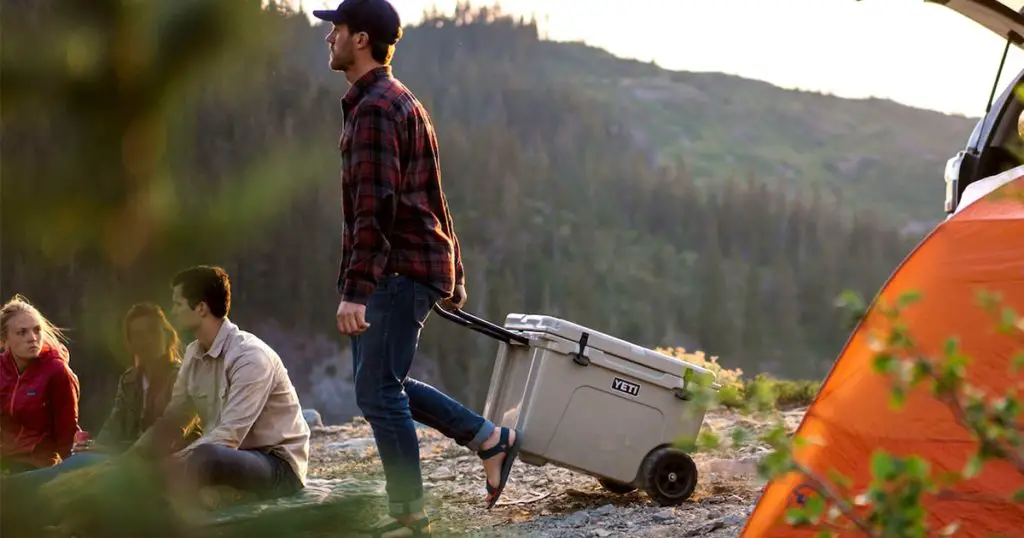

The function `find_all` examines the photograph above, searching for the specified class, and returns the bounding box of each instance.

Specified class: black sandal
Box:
[477,427,522,509]
[361,515,431,537]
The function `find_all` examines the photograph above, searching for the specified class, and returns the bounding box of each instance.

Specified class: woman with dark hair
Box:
[87,302,200,454]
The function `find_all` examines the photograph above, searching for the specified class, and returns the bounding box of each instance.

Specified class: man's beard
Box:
[331,51,353,72]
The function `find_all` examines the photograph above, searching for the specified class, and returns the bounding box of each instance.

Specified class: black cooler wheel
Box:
[641,447,698,506]
[597,478,637,494]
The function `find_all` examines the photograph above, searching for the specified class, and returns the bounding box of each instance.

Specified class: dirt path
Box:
[306,407,806,537]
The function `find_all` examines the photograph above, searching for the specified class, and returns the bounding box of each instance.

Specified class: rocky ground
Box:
[297,407,807,537]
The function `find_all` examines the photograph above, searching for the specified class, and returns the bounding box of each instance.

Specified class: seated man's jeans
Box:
[351,275,497,518]
[179,443,302,500]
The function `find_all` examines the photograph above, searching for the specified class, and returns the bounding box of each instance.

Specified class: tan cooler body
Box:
[463,311,720,506]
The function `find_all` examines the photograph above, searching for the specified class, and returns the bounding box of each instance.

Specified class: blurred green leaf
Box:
[730,427,753,447]
[1012,352,1024,374]
[870,451,895,480]
[889,385,906,410]
[962,455,982,480]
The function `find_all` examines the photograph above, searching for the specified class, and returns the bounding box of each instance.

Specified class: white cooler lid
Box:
[502,313,716,383]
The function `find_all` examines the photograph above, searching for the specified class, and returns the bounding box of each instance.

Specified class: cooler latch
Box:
[572,332,591,366]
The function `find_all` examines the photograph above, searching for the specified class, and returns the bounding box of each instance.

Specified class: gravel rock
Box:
[302,408,324,428]
[302,406,806,537]
[325,437,376,453]
[428,466,457,482]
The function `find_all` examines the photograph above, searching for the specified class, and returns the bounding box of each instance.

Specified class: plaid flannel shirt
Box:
[337,66,464,304]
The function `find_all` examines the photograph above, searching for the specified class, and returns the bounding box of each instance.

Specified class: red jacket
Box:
[0,345,80,469]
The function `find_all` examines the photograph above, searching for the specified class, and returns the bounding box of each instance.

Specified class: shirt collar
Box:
[202,318,236,359]
[341,65,392,112]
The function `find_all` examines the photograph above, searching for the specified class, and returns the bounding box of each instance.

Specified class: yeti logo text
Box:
[611,377,640,397]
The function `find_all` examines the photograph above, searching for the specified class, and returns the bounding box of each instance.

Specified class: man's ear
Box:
[355,31,369,49]
[196,301,210,317]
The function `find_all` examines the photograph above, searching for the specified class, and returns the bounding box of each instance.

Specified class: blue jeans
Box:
[3,452,110,489]
[351,275,496,517]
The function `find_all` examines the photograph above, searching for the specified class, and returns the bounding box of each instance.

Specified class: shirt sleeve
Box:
[178,349,275,452]
[128,354,196,458]
[339,103,400,304]
[49,364,80,459]
[94,372,131,448]
[447,207,465,289]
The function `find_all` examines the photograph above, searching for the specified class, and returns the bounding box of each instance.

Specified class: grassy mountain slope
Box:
[533,39,980,223]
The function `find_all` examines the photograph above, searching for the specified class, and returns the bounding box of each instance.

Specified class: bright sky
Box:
[302,0,1024,118]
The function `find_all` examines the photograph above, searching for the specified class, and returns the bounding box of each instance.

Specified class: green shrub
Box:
[657,346,822,412]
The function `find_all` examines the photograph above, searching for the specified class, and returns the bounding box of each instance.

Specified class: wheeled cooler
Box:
[433,306,721,506]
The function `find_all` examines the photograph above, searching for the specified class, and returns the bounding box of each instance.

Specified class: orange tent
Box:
[741,173,1024,537]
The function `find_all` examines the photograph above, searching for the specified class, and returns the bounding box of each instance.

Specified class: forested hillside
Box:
[391,5,976,223]
[3,2,931,425]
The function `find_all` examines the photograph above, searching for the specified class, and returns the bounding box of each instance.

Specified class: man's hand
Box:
[336,300,370,335]
[441,284,468,310]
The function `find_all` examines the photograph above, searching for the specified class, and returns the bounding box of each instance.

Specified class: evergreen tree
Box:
[696,220,734,357]
[741,262,765,368]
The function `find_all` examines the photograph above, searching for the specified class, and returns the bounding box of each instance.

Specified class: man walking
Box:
[314,1,521,535]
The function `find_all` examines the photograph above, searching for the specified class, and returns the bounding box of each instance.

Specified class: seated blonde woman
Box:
[4,302,200,487]
[0,295,80,475]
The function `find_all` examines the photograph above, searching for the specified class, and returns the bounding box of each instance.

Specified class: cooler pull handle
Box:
[432,304,529,346]
[572,332,591,366]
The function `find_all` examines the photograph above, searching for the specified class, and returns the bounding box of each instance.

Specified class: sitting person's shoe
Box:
[359,514,432,537]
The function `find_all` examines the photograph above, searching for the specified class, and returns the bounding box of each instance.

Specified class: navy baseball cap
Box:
[313,0,403,45]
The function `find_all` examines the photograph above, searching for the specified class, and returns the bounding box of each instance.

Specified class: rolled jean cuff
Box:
[466,419,497,452]
[389,496,425,517]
